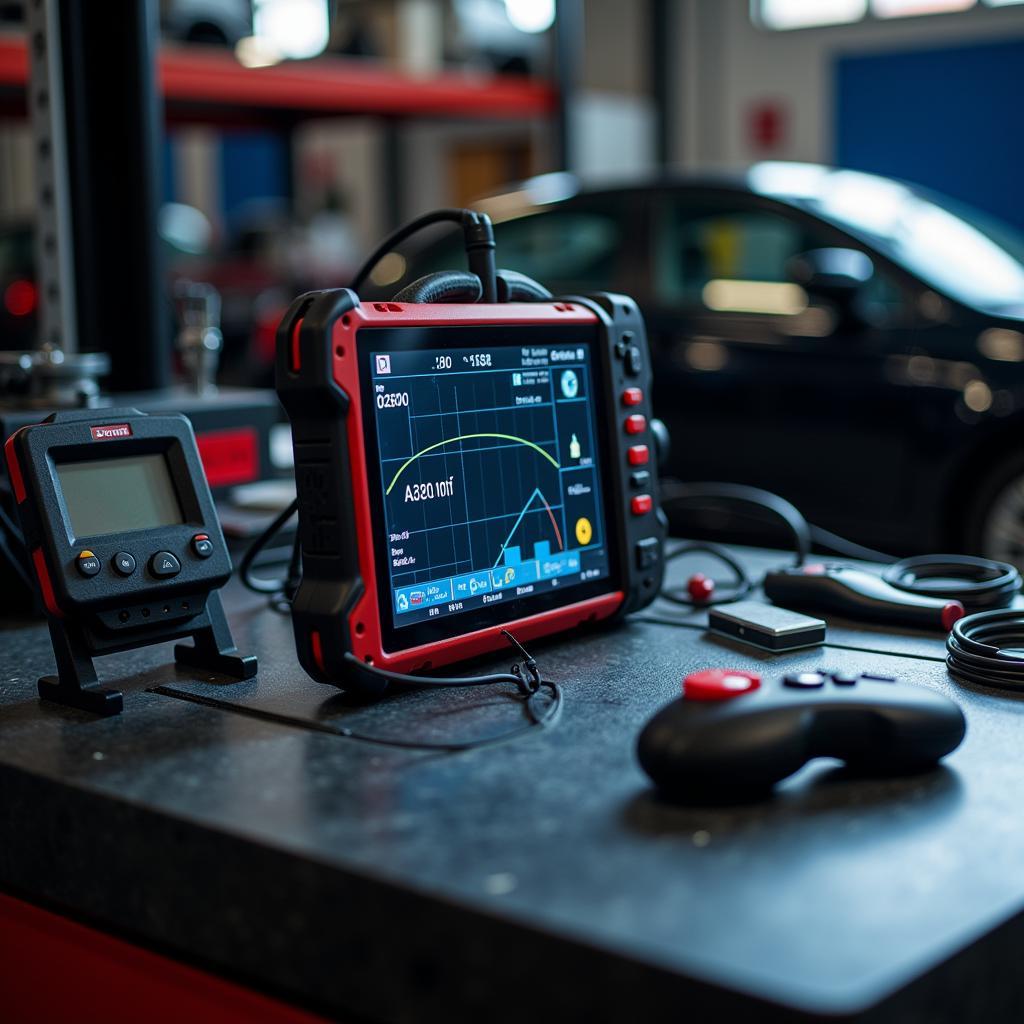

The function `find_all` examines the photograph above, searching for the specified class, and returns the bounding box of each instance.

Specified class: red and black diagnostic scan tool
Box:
[276,289,668,688]
[4,409,256,716]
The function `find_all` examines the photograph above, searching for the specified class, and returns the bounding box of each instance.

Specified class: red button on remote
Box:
[627,445,649,467]
[625,414,646,435]
[631,494,652,515]
[683,669,761,702]
[622,387,643,407]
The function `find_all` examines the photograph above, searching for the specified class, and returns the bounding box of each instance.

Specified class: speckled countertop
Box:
[2,549,1023,1023]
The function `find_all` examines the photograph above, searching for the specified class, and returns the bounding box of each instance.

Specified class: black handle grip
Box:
[763,566,964,632]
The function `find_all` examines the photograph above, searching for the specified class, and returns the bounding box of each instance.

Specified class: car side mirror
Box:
[788,248,874,309]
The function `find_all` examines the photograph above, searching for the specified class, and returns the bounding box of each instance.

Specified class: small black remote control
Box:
[637,667,965,800]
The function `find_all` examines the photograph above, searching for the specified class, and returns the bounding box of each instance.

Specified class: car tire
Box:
[965,453,1024,566]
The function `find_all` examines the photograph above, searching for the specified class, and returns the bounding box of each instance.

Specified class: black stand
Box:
[38,592,257,717]
[38,620,126,715]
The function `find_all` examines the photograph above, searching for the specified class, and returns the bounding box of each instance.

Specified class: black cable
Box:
[350,208,497,302]
[809,525,894,563]
[327,629,562,750]
[393,271,483,304]
[883,554,1020,612]
[660,481,811,566]
[947,609,1024,690]
[659,541,754,608]
[239,497,298,596]
[657,482,809,608]
[341,629,535,691]
[655,481,1019,618]
[318,680,560,752]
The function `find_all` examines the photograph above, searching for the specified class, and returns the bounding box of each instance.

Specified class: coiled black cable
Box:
[947,609,1024,691]
[883,554,1020,612]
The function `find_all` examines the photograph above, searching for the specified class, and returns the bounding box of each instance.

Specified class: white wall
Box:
[674,0,1024,170]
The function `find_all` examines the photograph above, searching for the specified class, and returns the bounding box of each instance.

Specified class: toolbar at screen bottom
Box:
[393,546,590,615]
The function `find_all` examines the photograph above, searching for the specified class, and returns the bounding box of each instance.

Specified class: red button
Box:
[683,668,761,702]
[627,444,649,466]
[625,414,646,435]
[631,494,652,515]
[622,387,643,407]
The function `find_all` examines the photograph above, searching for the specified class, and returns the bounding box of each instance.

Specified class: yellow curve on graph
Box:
[385,433,560,495]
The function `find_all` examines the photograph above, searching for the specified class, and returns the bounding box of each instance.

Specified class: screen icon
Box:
[397,592,409,611]
[560,369,579,399]
[569,433,581,460]
[575,517,593,545]
[375,354,392,374]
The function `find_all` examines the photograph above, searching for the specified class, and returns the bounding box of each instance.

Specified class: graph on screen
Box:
[369,344,609,624]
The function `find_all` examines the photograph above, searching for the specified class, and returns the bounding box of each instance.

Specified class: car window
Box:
[655,199,908,327]
[655,203,824,307]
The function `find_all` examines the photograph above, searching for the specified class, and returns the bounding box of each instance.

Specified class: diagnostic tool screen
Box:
[56,453,184,539]
[362,326,612,639]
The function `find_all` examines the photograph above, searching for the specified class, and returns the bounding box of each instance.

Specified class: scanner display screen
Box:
[56,454,184,539]
[361,326,612,637]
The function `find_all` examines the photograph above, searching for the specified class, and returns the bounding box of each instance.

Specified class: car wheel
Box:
[966,453,1024,566]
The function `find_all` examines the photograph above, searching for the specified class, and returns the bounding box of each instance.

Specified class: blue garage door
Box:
[836,37,1024,232]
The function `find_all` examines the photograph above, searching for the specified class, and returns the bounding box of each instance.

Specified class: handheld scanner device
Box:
[276,289,667,682]
[4,409,231,634]
[763,563,965,633]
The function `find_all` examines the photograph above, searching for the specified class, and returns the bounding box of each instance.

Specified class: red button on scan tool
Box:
[631,494,653,516]
[683,668,761,702]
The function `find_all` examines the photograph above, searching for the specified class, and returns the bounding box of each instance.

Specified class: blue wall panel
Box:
[835,37,1024,231]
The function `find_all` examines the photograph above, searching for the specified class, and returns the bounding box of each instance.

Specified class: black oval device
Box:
[3,408,256,715]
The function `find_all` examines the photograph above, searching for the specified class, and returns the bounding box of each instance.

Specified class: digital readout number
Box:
[405,476,456,502]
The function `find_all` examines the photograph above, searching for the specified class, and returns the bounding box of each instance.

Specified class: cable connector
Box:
[460,210,497,302]
[502,628,542,694]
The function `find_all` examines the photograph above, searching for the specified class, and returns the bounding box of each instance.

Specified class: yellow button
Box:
[575,517,592,545]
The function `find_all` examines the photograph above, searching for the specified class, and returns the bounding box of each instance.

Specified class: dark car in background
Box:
[381,163,1024,563]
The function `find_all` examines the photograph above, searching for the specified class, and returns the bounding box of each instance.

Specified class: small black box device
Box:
[708,600,826,652]
[3,408,256,715]
[276,289,667,687]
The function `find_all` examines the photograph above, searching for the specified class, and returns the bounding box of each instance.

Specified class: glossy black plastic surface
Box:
[638,673,966,799]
